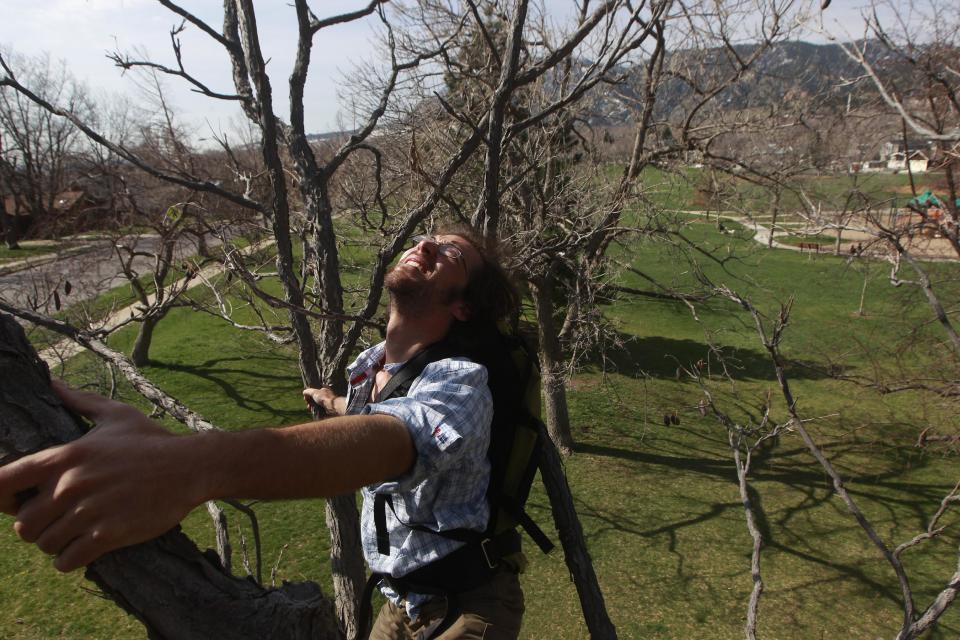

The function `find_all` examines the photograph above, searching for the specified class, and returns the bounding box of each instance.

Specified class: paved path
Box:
[712,213,958,261]
[0,235,209,312]
[38,237,275,366]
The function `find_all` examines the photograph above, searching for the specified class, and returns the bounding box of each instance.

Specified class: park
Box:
[1,1,959,639]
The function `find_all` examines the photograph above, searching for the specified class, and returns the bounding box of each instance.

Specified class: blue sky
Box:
[1,0,887,138]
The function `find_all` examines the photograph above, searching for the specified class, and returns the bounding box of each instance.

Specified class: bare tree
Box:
[825,0,960,254]
[0,311,345,640]
[714,286,960,639]
[0,50,95,239]
[0,1,670,637]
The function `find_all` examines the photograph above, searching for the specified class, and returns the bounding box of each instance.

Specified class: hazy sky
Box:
[1,0,885,138]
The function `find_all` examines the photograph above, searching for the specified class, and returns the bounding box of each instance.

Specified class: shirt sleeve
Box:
[361,357,492,493]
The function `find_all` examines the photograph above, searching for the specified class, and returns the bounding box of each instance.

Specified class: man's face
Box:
[385,234,482,313]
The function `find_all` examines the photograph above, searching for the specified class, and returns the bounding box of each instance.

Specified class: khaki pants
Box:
[369,568,524,640]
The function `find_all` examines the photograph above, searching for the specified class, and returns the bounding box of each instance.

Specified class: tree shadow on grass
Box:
[149,356,305,424]
[573,439,951,609]
[587,332,840,381]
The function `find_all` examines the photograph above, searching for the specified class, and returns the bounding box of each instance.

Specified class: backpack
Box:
[356,329,555,637]
[373,328,555,571]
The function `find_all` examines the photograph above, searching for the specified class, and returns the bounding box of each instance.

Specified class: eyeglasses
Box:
[411,235,466,269]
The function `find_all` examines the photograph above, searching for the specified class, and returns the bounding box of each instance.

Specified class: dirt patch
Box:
[779,228,957,260]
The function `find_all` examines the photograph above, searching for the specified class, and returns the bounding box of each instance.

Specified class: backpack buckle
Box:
[480,538,498,570]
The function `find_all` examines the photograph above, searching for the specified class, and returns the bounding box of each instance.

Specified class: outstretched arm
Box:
[0,381,413,572]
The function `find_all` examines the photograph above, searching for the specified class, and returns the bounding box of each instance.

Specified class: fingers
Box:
[0,450,58,517]
[51,379,111,421]
[53,529,112,573]
[9,484,106,571]
[303,388,330,412]
[13,487,64,543]
[32,515,74,557]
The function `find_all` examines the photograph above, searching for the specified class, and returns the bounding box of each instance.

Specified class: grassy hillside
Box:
[2,222,959,639]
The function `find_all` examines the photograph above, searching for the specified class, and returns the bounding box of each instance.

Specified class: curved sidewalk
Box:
[39,237,275,367]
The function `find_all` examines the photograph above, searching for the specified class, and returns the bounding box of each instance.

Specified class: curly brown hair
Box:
[437,224,520,331]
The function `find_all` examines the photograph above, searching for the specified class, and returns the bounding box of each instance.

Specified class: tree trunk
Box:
[131,314,160,367]
[537,422,617,639]
[195,231,210,259]
[324,496,364,640]
[768,188,780,249]
[0,312,344,640]
[232,4,365,629]
[0,185,18,249]
[857,272,868,317]
[1,207,20,249]
[530,275,575,455]
[296,183,365,640]
[1,217,17,249]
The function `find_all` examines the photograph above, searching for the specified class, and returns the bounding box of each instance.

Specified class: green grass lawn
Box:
[2,222,959,639]
[0,243,60,264]
[634,165,949,220]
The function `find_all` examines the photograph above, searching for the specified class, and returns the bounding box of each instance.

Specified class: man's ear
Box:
[451,299,472,322]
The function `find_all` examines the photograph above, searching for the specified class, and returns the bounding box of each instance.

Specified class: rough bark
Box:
[323,495,364,640]
[530,275,575,455]
[536,422,617,639]
[130,314,159,367]
[233,3,365,632]
[473,0,529,240]
[0,312,344,640]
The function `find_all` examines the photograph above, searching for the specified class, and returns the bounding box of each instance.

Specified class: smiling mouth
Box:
[402,257,430,274]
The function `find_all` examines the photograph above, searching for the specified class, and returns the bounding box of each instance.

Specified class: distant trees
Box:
[1,1,648,637]
[810,0,960,356]
[0,50,95,240]
[4,1,959,639]
[833,0,959,255]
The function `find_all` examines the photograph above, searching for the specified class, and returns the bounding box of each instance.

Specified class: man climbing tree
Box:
[1,230,531,639]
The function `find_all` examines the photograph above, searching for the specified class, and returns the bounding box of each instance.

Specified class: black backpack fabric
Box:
[375,328,555,559]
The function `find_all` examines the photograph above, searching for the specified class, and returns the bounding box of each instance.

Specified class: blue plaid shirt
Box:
[344,342,493,617]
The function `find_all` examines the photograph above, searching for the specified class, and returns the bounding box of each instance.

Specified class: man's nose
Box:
[414,237,438,256]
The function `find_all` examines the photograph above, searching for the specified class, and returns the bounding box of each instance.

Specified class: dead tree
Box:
[824,0,960,255]
[0,2,659,637]
[0,50,94,238]
[715,287,960,639]
[0,312,345,640]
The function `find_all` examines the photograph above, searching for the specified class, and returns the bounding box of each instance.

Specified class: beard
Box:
[385,265,433,312]
[384,265,463,314]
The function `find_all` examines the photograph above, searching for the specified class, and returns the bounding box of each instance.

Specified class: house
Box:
[887,150,928,173]
[0,187,109,239]
[908,151,929,173]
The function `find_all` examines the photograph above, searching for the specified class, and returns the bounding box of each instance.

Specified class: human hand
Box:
[302,387,344,417]
[0,380,201,572]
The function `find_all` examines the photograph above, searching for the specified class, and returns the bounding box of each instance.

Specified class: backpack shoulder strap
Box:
[378,341,457,401]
